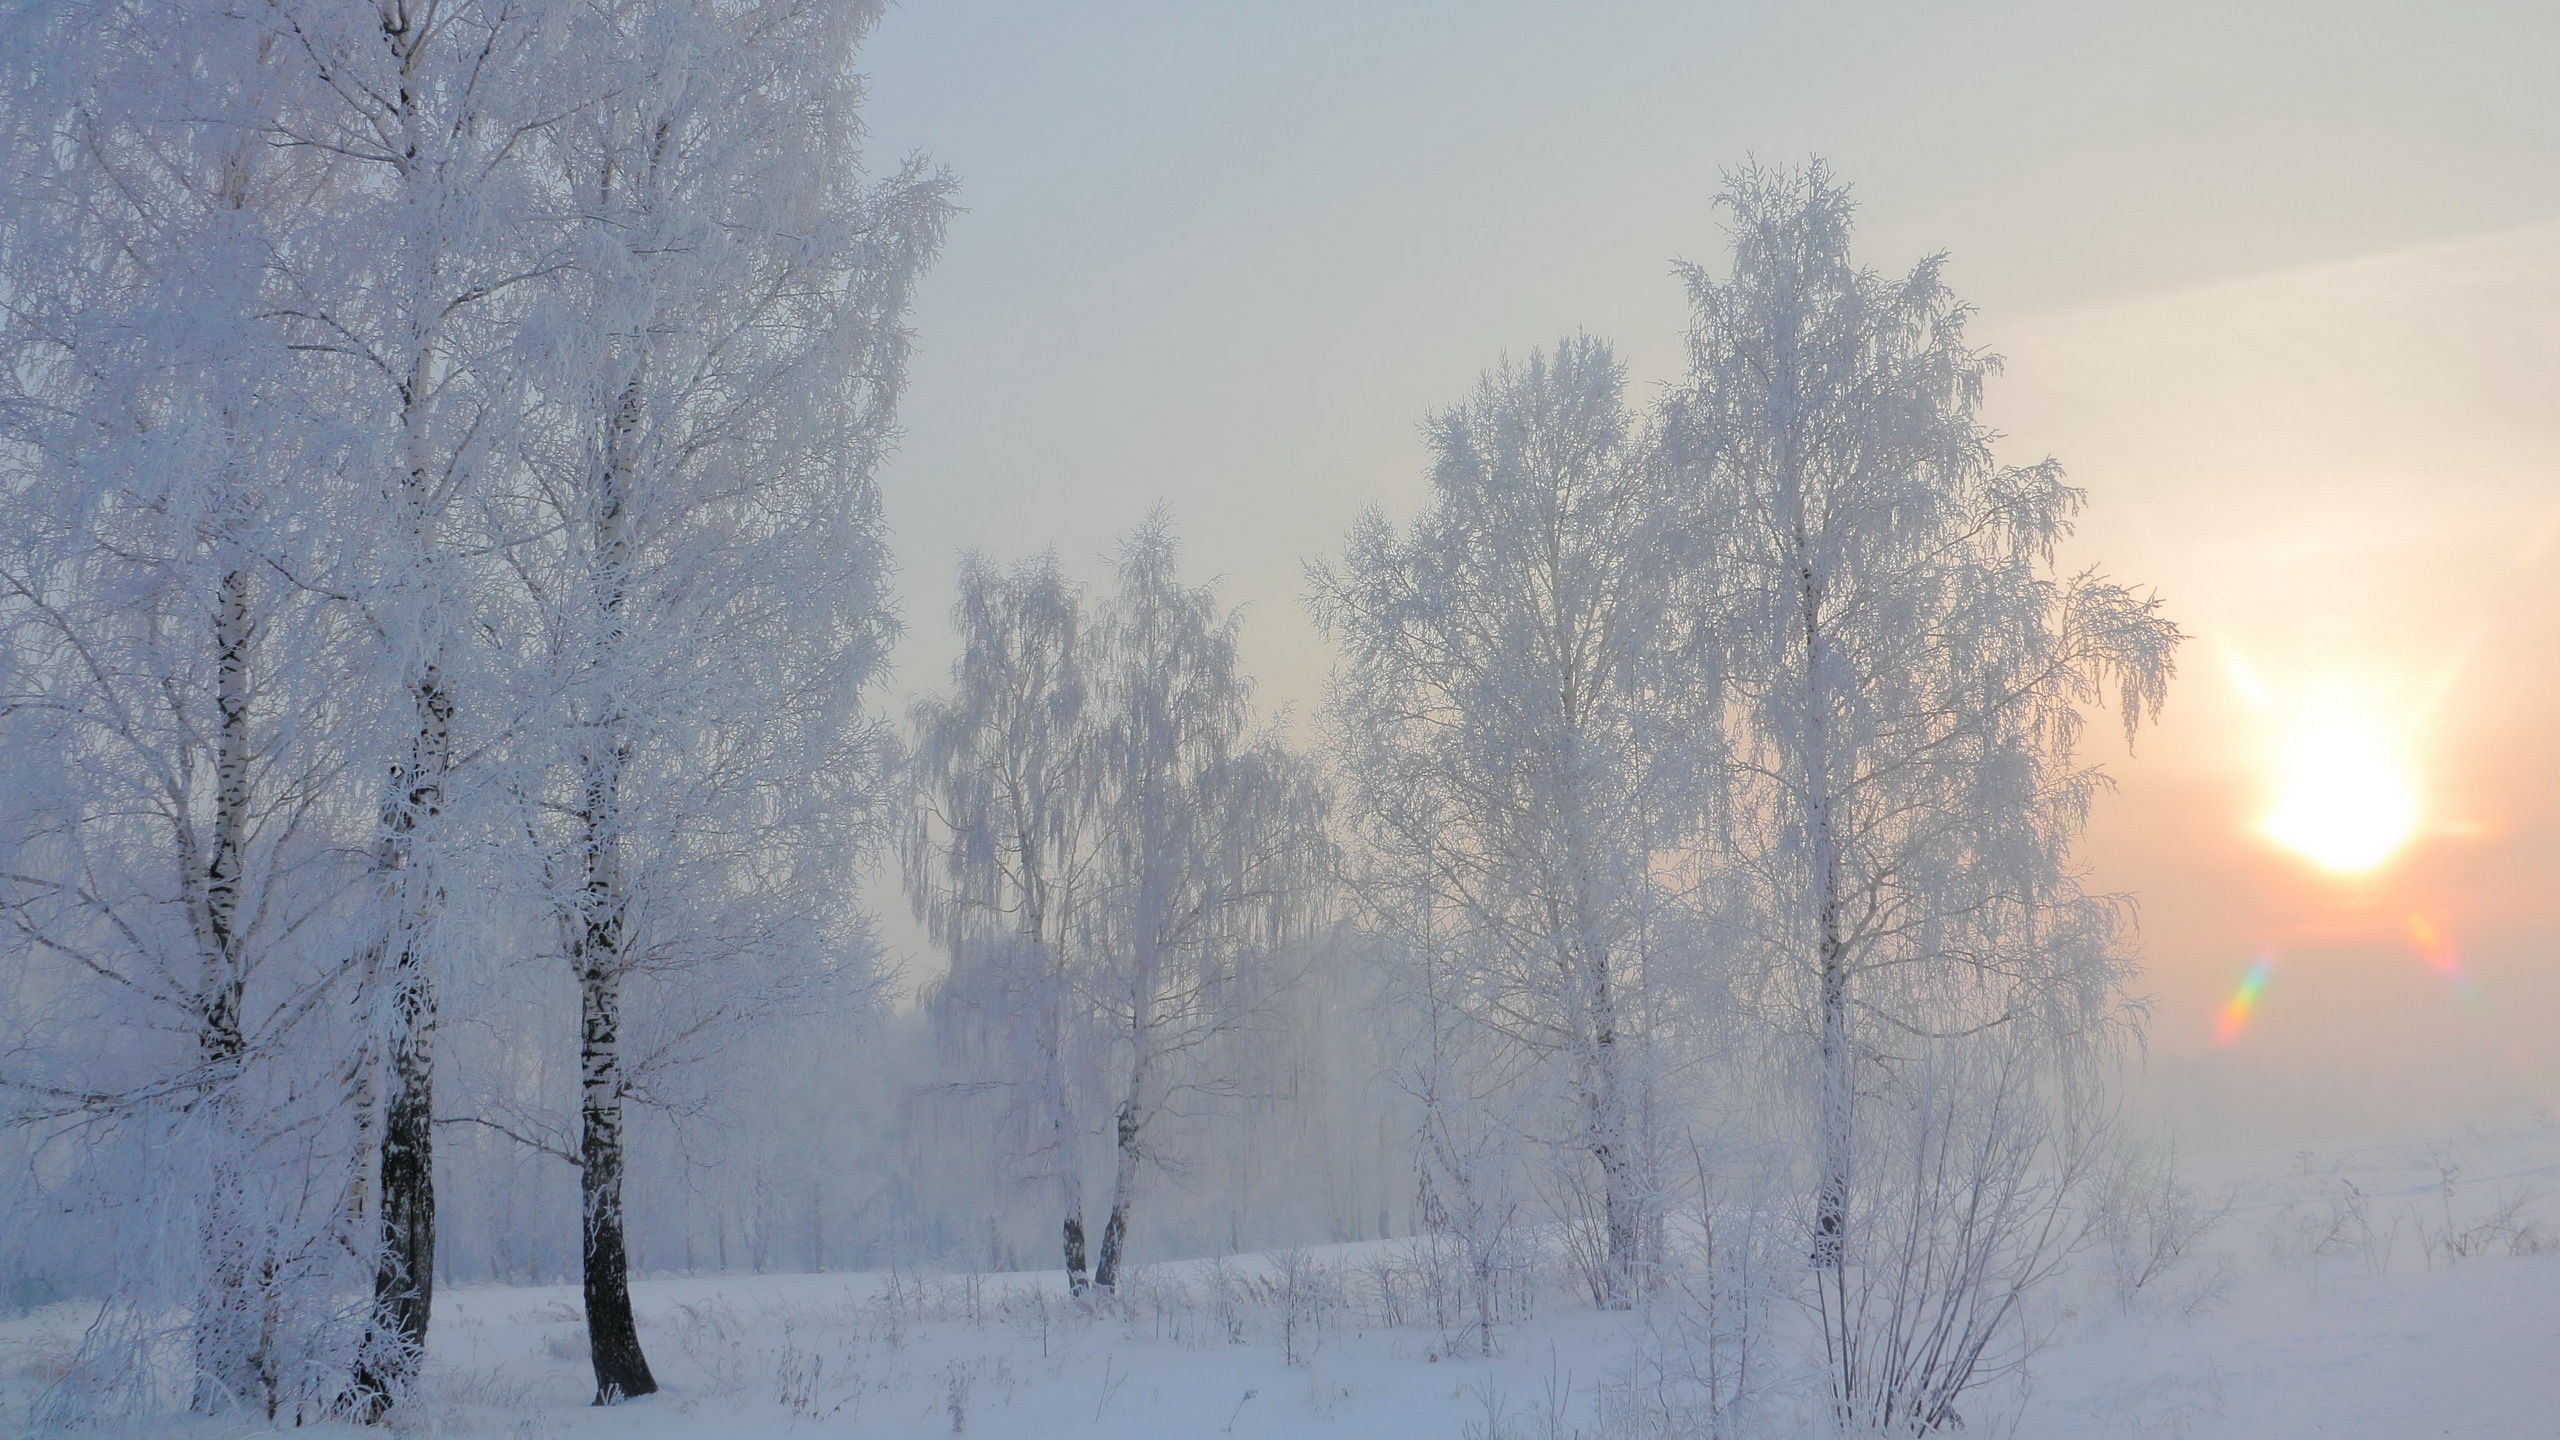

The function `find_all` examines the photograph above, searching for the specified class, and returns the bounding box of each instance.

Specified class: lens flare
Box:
[2214,955,2275,1046]
[2257,714,2420,875]
[2405,913,2485,1008]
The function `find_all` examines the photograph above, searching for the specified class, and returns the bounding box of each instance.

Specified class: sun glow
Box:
[2256,714,2421,874]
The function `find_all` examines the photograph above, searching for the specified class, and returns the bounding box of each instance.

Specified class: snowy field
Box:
[7,1118,2552,1440]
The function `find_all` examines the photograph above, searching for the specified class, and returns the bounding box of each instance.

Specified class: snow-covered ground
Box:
[6,1119,2553,1439]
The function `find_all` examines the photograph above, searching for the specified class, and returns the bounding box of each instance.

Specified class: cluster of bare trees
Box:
[0,0,946,1420]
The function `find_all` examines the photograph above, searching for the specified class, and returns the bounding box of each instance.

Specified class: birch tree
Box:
[910,525,1327,1296]
[906,552,1104,1293]
[1314,337,1684,1308]
[502,1,947,1396]
[1083,519,1330,1292]
[0,7,373,1414]
[1663,161,2176,1423]
[239,2,591,1411]
[2,0,947,1417]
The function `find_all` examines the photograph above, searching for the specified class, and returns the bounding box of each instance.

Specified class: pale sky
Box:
[854,0,2560,1147]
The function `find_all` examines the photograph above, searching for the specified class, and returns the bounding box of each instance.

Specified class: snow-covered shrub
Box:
[1359,1246,1417,1328]
[668,1297,753,1397]
[1107,1262,1194,1342]
[770,1332,862,1422]
[2423,1150,2548,1264]
[870,1270,922,1350]
[1599,1156,1794,1440]
[2086,1143,2233,1313]
[1407,1229,1536,1359]
[1272,1247,1346,1365]
[1813,1041,2095,1435]
[1204,1253,1274,1345]
[2268,1178,2399,1276]
[1460,1352,1597,1440]
[953,1269,992,1329]
[999,1279,1085,1359]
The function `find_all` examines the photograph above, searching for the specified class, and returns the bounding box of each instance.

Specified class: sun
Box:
[2257,713,2421,875]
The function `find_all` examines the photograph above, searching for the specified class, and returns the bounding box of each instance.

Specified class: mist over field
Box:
[1,3,2551,1436]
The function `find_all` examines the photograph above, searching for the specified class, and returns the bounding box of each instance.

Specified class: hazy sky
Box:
[853,0,2560,1148]
[1994,228,2560,1144]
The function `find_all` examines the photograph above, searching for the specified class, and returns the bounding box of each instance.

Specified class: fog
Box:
[859,0,2560,1151]
[3,4,2552,1433]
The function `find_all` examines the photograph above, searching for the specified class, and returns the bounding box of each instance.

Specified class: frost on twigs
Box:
[2086,1142,2235,1315]
[906,522,1330,1303]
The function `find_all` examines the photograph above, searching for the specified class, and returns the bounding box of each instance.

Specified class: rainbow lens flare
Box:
[2405,914,2485,1008]
[2215,955,2275,1046]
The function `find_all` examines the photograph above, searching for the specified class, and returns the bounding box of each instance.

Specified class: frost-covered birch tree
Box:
[907,552,1104,1293]
[3,0,953,1419]
[0,7,374,1416]
[1083,519,1331,1292]
[1663,161,2177,1424]
[236,2,598,1410]
[499,2,947,1396]
[910,524,1328,1297]
[1314,337,1687,1308]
